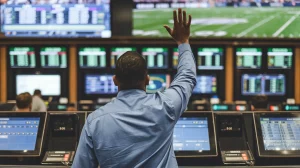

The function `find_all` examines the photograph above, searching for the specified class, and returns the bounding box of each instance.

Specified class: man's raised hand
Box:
[164,8,192,45]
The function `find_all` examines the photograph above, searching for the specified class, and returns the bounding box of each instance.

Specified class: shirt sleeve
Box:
[162,43,197,120]
[72,122,98,168]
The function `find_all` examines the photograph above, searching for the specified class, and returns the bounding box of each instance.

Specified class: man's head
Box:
[113,51,149,91]
[33,89,42,97]
[16,92,32,112]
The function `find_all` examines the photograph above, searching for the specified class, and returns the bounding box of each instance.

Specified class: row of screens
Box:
[1,112,300,158]
[236,48,293,69]
[9,46,224,69]
[9,46,294,70]
[15,74,216,96]
[15,73,286,96]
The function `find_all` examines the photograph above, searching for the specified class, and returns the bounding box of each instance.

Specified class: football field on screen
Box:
[133,8,300,38]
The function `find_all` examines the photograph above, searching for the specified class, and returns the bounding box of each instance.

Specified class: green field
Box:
[133,8,300,38]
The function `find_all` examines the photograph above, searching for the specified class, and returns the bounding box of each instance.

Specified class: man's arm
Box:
[72,123,98,168]
[163,9,197,120]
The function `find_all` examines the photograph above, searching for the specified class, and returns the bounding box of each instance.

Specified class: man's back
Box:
[86,90,178,167]
[32,96,47,112]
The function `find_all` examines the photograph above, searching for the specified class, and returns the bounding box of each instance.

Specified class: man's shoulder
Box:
[86,101,117,124]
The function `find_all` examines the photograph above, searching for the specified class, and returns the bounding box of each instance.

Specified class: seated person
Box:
[16,92,32,112]
[32,89,47,112]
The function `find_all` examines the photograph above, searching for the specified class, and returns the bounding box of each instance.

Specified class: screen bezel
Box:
[0,112,47,157]
[174,111,218,157]
[254,112,300,157]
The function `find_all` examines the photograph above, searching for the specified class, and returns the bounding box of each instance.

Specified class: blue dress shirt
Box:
[72,43,197,168]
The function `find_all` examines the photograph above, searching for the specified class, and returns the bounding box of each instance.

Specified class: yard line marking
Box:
[237,16,275,37]
[272,13,300,37]
[216,24,236,31]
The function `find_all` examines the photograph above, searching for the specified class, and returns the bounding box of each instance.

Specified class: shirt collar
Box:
[117,89,147,98]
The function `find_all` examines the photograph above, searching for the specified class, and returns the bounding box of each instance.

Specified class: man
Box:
[31,89,47,112]
[72,8,196,168]
[16,92,32,112]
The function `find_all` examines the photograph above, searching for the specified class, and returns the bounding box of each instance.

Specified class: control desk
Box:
[0,111,299,167]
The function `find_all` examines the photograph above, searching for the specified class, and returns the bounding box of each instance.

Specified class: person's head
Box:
[33,89,42,97]
[113,51,149,91]
[16,92,32,112]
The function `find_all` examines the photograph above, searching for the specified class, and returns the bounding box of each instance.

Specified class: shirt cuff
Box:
[178,43,192,55]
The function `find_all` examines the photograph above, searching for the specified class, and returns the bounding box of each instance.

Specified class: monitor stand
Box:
[215,113,255,165]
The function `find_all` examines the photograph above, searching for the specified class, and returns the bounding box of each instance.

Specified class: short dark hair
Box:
[16,92,32,109]
[116,51,147,89]
[34,89,41,95]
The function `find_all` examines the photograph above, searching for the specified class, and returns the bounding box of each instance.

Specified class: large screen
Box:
[197,48,223,70]
[9,47,36,68]
[16,75,61,96]
[0,117,40,151]
[236,48,262,69]
[268,48,293,69]
[40,47,67,68]
[79,47,106,68]
[111,47,136,68]
[142,48,168,69]
[242,74,285,96]
[133,1,300,38]
[260,117,300,151]
[174,117,210,151]
[0,0,111,37]
[85,75,118,94]
[146,74,170,93]
[193,75,217,94]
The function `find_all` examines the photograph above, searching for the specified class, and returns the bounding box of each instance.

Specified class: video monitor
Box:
[193,75,217,94]
[197,48,223,70]
[0,0,111,37]
[40,47,67,68]
[174,111,217,157]
[254,112,300,157]
[242,74,285,96]
[16,74,61,96]
[0,112,47,156]
[79,47,106,68]
[268,48,293,69]
[173,48,179,68]
[85,75,118,95]
[142,48,168,69]
[111,47,136,68]
[133,1,300,38]
[9,47,36,68]
[236,48,262,69]
[146,74,170,93]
